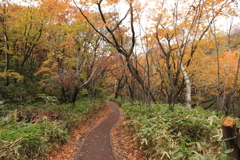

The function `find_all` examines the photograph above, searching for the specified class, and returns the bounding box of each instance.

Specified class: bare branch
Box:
[112,9,130,32]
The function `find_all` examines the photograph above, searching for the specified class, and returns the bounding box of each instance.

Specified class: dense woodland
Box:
[1,0,239,114]
[1,0,240,159]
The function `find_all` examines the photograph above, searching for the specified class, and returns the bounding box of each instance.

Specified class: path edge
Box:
[108,101,121,160]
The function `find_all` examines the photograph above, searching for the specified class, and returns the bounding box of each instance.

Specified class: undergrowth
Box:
[122,102,236,160]
[0,98,104,160]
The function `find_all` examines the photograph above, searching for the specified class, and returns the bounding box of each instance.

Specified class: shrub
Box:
[0,98,104,159]
[122,102,227,159]
[0,122,67,159]
[107,95,127,105]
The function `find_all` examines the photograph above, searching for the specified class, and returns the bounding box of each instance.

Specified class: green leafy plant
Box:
[121,102,228,159]
[172,139,199,160]
[216,138,233,160]
[107,95,126,105]
[0,97,104,159]
[37,94,58,106]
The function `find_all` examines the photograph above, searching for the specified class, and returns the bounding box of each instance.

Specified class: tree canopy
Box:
[0,0,239,115]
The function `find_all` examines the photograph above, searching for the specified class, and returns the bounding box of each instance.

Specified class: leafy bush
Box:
[122,102,227,159]
[0,98,104,159]
[0,122,67,159]
[107,95,127,105]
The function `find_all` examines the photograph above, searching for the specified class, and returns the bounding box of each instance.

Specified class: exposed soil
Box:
[46,101,146,160]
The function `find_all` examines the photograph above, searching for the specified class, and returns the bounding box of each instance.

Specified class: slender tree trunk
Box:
[125,76,134,102]
[114,76,125,99]
[2,4,10,86]
[216,46,221,111]
[238,93,240,118]
[210,23,221,110]
[182,71,191,109]
[220,66,230,112]
[229,53,240,115]
[61,86,68,103]
[220,21,232,112]
[177,52,192,109]
[71,87,80,104]
[4,32,10,86]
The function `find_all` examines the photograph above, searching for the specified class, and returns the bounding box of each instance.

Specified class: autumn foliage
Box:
[0,0,239,114]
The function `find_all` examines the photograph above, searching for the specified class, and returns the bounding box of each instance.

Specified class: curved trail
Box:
[75,101,120,160]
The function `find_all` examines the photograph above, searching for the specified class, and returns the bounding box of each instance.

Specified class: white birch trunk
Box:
[177,51,192,109]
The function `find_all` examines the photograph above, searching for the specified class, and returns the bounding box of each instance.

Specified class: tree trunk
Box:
[4,30,10,86]
[229,53,240,116]
[4,48,10,86]
[126,59,156,102]
[221,117,240,160]
[177,51,192,109]
[238,93,240,118]
[114,76,125,99]
[2,4,10,86]
[71,87,80,104]
[61,86,68,103]
[125,76,135,102]
[211,23,221,111]
[220,18,233,112]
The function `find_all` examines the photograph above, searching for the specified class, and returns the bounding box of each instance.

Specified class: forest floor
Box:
[47,101,146,160]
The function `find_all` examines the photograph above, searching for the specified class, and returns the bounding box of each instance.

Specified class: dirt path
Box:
[75,101,120,160]
[47,101,145,160]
